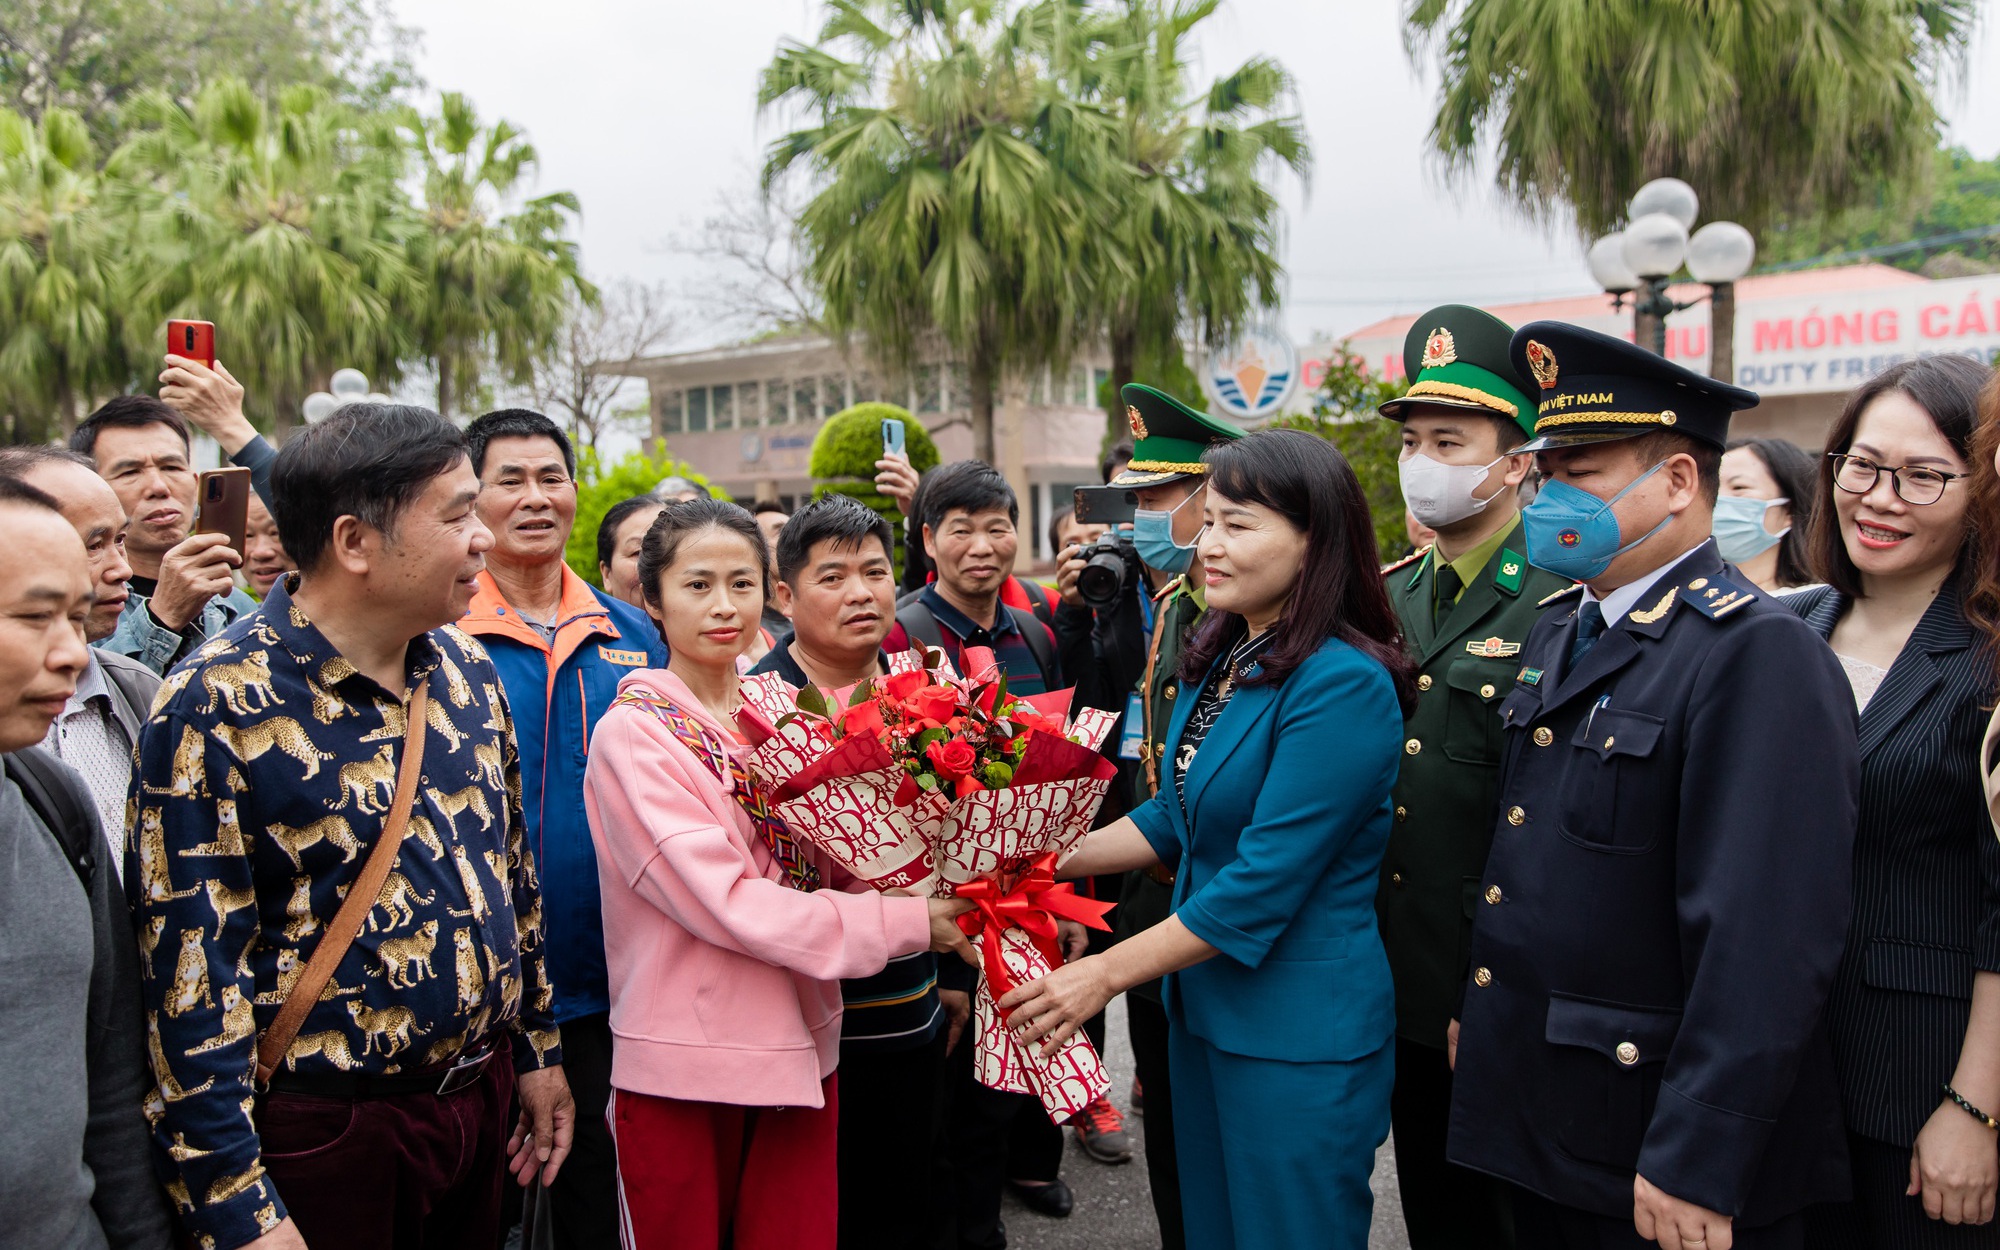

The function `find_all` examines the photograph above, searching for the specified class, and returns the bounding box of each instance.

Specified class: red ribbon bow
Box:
[953,853,1115,1012]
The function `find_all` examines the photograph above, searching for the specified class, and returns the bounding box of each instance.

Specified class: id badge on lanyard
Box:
[1119,692,1146,760]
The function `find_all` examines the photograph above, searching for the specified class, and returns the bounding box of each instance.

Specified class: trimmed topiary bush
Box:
[809,403,941,577]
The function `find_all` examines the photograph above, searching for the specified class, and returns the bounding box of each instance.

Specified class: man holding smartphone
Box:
[71,397,255,675]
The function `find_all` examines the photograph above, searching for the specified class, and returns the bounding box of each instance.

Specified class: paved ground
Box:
[1007,996,1411,1250]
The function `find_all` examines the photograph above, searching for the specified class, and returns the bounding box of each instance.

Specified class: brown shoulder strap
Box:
[256,683,431,1086]
[1140,588,1175,795]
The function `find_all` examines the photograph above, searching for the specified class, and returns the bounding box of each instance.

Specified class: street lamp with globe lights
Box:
[1587,178,1755,380]
[302,368,388,424]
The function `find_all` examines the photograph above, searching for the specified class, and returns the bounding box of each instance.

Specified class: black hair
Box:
[776,495,894,585]
[1724,437,1819,588]
[1047,506,1076,559]
[637,497,772,618]
[270,403,470,573]
[595,496,666,574]
[1811,354,1989,599]
[753,500,790,517]
[1101,442,1133,484]
[0,446,99,476]
[0,474,65,514]
[1181,429,1416,703]
[920,460,1017,533]
[71,395,191,459]
[465,408,575,478]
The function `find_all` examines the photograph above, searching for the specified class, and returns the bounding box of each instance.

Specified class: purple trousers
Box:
[257,1050,517,1249]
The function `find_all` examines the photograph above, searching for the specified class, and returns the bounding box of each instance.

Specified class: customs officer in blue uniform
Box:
[1447,323,1862,1250]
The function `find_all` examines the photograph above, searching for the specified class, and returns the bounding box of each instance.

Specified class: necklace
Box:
[1216,632,1274,700]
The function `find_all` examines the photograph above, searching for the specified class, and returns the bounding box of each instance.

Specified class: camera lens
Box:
[1077,540,1132,612]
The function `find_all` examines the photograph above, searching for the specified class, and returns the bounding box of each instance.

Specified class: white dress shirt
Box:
[40,656,135,884]
[1583,545,1707,628]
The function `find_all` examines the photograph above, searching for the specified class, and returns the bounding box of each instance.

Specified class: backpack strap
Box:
[896,601,949,653]
[6,747,97,895]
[613,689,820,891]
[1005,605,1058,685]
[1015,577,1054,627]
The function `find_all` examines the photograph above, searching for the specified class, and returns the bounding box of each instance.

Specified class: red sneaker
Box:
[1071,1094,1133,1164]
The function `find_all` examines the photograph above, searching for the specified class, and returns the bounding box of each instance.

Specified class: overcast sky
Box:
[394,0,2000,351]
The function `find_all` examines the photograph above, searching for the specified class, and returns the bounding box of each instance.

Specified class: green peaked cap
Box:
[1378,304,1540,437]
[1110,383,1243,488]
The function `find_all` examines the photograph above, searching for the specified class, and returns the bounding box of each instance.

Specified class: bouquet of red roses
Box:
[733,646,1120,1122]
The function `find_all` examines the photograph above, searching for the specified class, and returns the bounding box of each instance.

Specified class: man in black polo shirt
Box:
[749,497,962,1250]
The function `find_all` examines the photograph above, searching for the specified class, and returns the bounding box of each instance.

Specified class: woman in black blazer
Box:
[1794,354,2000,1249]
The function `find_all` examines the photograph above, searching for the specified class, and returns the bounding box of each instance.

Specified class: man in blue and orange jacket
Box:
[461,410,667,1250]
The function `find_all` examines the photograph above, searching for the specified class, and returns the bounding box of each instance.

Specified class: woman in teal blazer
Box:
[1003,430,1415,1250]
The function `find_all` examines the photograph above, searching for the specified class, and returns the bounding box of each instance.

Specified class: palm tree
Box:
[404,92,591,419]
[109,78,411,434]
[1052,0,1309,439]
[1404,0,1978,239]
[760,0,1110,465]
[0,106,125,439]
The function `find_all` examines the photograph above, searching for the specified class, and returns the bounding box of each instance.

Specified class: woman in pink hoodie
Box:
[584,498,975,1250]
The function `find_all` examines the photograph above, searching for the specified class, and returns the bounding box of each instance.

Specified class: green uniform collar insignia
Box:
[1495,548,1525,596]
[1406,547,1433,592]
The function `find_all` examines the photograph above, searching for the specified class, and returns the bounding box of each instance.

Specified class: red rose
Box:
[838,698,887,740]
[927,738,978,779]
[1009,704,1062,736]
[882,670,926,701]
[906,683,960,726]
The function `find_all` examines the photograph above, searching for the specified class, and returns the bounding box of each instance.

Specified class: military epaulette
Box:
[1536,582,1584,607]
[1151,575,1185,604]
[1381,545,1430,578]
[1684,573,1758,620]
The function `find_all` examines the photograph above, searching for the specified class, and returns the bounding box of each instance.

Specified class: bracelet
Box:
[1943,1083,2000,1130]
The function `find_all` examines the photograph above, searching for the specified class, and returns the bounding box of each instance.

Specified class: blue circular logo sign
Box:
[1203,327,1299,423]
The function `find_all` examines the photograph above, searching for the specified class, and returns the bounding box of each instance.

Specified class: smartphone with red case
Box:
[167,319,216,370]
[194,467,251,552]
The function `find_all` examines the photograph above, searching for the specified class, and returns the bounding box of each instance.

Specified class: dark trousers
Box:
[1391,1035,1514,1249]
[1513,1186,1804,1250]
[945,1024,1060,1250]
[526,1013,618,1250]
[259,1045,515,1249]
[1129,992,1185,1250]
[838,1028,953,1250]
[1806,1131,2000,1249]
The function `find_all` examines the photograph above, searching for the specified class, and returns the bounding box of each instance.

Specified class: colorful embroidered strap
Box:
[614,688,820,892]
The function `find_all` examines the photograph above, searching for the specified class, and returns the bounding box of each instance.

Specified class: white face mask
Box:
[1399,452,1506,529]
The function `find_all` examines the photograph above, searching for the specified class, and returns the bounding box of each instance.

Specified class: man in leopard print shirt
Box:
[129,405,568,1250]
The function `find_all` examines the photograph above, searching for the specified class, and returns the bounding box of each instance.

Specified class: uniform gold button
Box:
[1485,885,1502,905]
[1480,683,1496,699]
[1603,736,1616,750]
[1533,727,1554,746]
[1616,1041,1639,1065]
[1473,967,1492,988]
[1507,805,1525,826]
[1164,684,1177,700]
[1417,674,1433,691]
[1390,873,1403,886]
[1395,805,1407,822]
[1405,738,1422,756]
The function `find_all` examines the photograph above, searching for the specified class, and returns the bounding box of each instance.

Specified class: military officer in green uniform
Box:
[1106,382,1242,1250]
[1375,305,1570,1250]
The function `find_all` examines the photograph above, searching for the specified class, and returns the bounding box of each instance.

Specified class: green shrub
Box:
[1266,343,1412,561]
[809,403,941,576]
[565,441,725,585]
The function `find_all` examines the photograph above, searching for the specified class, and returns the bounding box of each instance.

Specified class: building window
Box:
[794,378,818,426]
[1027,366,1046,407]
[687,386,709,432]
[1071,365,1090,407]
[821,375,845,417]
[852,373,879,405]
[917,365,941,413]
[713,384,735,430]
[660,389,683,434]
[766,379,789,426]
[1093,367,1110,402]
[948,363,969,411]
[738,381,761,428]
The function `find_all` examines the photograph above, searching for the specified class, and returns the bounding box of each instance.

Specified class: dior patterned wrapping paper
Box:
[127,578,562,1250]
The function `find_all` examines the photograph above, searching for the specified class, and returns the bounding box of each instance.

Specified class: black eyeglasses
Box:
[1827,453,1966,506]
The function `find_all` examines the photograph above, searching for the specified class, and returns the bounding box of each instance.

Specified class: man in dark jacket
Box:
[0,474,173,1250]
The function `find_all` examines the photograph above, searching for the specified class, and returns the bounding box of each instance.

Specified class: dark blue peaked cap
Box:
[1509,320,1759,452]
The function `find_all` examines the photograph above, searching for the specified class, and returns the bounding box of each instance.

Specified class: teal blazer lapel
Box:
[1181,661,1280,826]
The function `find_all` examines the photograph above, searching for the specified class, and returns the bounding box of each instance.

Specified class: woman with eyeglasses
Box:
[1790,355,2000,1248]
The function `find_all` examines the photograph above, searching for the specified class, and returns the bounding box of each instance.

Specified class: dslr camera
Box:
[1071,486,1145,613]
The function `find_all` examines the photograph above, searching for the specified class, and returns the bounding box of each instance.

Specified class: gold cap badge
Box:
[1126,404,1149,440]
[1421,327,1457,370]
[1524,339,1559,390]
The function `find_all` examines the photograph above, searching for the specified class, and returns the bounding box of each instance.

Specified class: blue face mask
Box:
[1132,486,1203,575]
[1711,494,1790,564]
[1522,460,1673,582]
